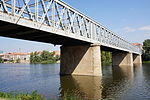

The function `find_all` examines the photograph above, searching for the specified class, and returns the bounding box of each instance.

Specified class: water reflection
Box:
[60,76,102,99]
[102,65,134,99]
[112,65,134,80]
[134,64,143,78]
[29,64,59,79]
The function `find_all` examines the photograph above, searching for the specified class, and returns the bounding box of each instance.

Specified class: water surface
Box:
[0,63,150,100]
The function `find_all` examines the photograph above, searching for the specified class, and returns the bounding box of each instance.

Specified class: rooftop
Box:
[132,43,142,46]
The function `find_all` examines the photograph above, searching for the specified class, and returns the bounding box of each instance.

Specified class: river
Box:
[0,63,150,100]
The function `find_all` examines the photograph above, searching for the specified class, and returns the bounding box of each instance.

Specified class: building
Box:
[0,50,60,63]
[132,43,143,50]
[0,53,4,58]
[53,51,60,57]
[1,52,30,63]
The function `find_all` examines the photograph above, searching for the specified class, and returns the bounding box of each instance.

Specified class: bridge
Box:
[0,0,142,76]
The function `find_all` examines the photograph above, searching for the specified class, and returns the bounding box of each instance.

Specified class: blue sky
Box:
[0,0,150,52]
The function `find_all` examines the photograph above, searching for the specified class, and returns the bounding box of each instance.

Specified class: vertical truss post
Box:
[52,2,55,27]
[35,0,38,22]
[12,0,16,15]
[90,23,93,39]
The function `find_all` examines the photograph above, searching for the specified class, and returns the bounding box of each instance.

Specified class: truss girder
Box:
[0,0,142,54]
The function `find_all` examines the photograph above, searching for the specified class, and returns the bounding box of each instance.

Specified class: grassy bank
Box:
[0,91,44,100]
[0,91,90,100]
[0,91,107,100]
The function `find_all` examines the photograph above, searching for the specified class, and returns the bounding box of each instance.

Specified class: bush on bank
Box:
[30,50,60,64]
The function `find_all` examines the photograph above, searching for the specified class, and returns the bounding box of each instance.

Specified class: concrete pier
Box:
[60,44,102,76]
[133,54,142,64]
[112,52,133,66]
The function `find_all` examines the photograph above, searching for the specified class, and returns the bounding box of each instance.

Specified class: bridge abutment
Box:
[60,44,102,76]
[112,52,133,66]
[133,54,142,64]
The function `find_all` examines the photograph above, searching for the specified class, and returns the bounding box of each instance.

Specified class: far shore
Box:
[143,61,150,63]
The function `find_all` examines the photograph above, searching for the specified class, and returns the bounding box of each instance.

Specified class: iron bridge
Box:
[0,0,142,54]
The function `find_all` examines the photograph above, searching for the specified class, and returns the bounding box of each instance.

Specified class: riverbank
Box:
[102,62,112,66]
[143,61,150,63]
[0,91,92,100]
[0,91,44,100]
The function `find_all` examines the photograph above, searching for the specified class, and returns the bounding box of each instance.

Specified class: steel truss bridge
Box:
[0,0,142,54]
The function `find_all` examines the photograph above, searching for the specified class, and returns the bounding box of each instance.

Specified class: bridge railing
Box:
[0,0,142,54]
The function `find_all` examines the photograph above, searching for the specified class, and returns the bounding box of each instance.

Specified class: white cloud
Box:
[122,27,136,32]
[120,25,150,33]
[145,33,150,36]
[139,25,150,31]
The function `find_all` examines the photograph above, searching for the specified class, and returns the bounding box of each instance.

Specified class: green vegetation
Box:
[30,50,60,64]
[0,57,4,63]
[142,39,150,63]
[143,61,150,63]
[62,92,88,100]
[101,51,112,65]
[0,91,44,100]
[0,91,107,100]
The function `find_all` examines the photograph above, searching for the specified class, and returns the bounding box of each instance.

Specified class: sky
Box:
[0,0,150,53]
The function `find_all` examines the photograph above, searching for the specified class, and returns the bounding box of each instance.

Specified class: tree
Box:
[40,50,53,61]
[16,58,21,63]
[101,51,112,63]
[30,52,34,63]
[30,50,60,64]
[101,51,106,63]
[34,52,41,63]
[0,57,4,63]
[40,51,57,64]
[30,52,41,64]
[143,39,150,61]
[55,55,60,61]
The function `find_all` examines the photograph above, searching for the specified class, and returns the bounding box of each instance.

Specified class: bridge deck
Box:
[0,20,90,45]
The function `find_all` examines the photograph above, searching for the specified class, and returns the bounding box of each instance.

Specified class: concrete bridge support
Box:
[60,44,102,76]
[112,52,133,66]
[133,54,142,64]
